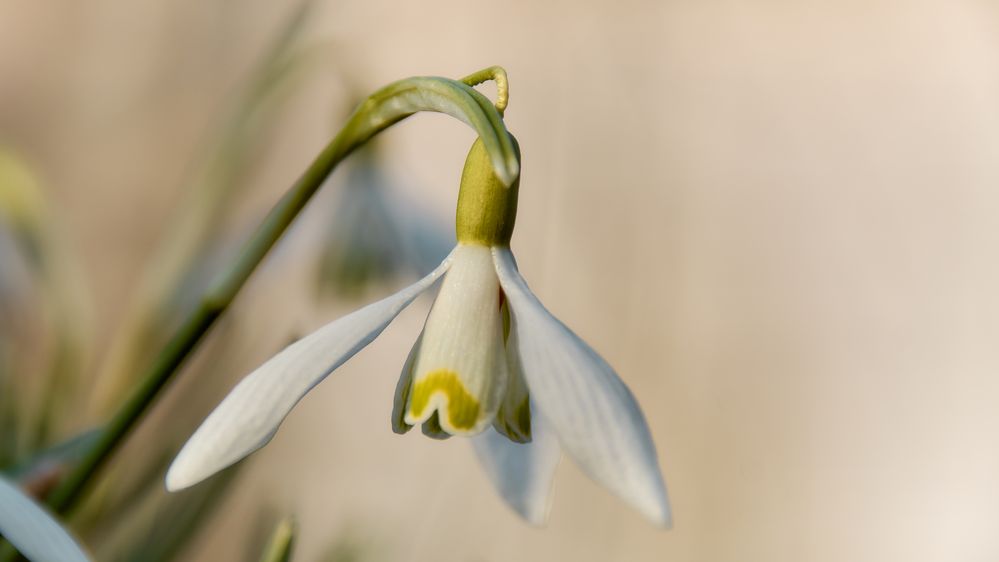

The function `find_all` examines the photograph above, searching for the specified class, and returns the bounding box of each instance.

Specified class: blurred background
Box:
[2,0,999,560]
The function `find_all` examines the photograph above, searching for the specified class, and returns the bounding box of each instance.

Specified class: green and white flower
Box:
[167,138,670,526]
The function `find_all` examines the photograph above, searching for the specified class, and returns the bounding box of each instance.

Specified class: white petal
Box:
[0,475,91,562]
[472,410,560,526]
[391,330,422,434]
[492,247,671,526]
[404,244,507,435]
[166,251,454,491]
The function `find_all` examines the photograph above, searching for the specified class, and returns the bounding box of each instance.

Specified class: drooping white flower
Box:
[0,475,92,562]
[167,138,671,526]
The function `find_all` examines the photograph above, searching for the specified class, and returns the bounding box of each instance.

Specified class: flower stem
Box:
[461,66,509,116]
[257,517,296,562]
[37,69,517,520]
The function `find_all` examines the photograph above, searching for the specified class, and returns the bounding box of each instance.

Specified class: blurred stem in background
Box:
[0,150,93,562]
[88,1,317,419]
[1,4,319,560]
[75,5,327,559]
[258,518,296,562]
[0,150,91,465]
[94,467,239,562]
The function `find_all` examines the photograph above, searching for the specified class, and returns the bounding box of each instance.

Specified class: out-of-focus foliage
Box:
[0,149,90,467]
[0,150,95,562]
[257,517,296,562]
[67,5,325,560]
[0,3,352,560]
[317,145,453,299]
[88,1,318,418]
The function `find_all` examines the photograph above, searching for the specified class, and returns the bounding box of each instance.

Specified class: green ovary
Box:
[408,370,481,432]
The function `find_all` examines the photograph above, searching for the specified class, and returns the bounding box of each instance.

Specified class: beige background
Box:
[3,0,999,560]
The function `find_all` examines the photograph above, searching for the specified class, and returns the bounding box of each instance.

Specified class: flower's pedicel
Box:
[167,138,671,526]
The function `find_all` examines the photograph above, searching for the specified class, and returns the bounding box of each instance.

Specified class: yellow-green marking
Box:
[408,369,481,431]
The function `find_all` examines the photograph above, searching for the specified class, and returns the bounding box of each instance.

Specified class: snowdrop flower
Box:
[0,475,91,562]
[167,138,670,526]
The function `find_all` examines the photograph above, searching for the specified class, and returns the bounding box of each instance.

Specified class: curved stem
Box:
[461,66,509,116]
[40,69,517,518]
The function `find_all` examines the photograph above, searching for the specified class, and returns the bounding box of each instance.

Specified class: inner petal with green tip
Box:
[401,244,507,436]
[408,369,481,431]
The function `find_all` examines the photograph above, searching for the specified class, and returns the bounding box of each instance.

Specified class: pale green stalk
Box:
[257,518,296,562]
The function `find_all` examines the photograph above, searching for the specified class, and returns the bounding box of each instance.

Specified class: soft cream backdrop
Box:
[3,0,999,560]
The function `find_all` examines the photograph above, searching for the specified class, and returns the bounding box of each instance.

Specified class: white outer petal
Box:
[166,251,454,491]
[0,475,91,562]
[492,247,671,526]
[472,409,561,526]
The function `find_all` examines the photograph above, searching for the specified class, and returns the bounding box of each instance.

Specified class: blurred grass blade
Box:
[89,0,318,417]
[7,429,101,482]
[0,359,18,469]
[97,466,238,562]
[0,475,91,562]
[258,517,296,562]
[0,149,92,455]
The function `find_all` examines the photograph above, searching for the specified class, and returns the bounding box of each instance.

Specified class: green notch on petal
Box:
[408,369,481,431]
[421,412,451,440]
[494,397,531,443]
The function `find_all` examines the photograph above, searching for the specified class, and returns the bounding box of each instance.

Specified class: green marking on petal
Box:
[515,398,531,439]
[494,397,532,443]
[408,369,481,431]
[421,412,451,440]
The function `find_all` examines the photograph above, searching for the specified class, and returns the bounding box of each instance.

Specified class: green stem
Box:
[38,69,516,519]
[461,66,509,116]
[257,517,296,562]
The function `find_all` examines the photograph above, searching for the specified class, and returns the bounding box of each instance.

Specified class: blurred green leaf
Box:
[317,145,454,300]
[90,0,319,416]
[6,429,101,480]
[0,148,93,454]
[257,517,296,562]
[105,466,238,562]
